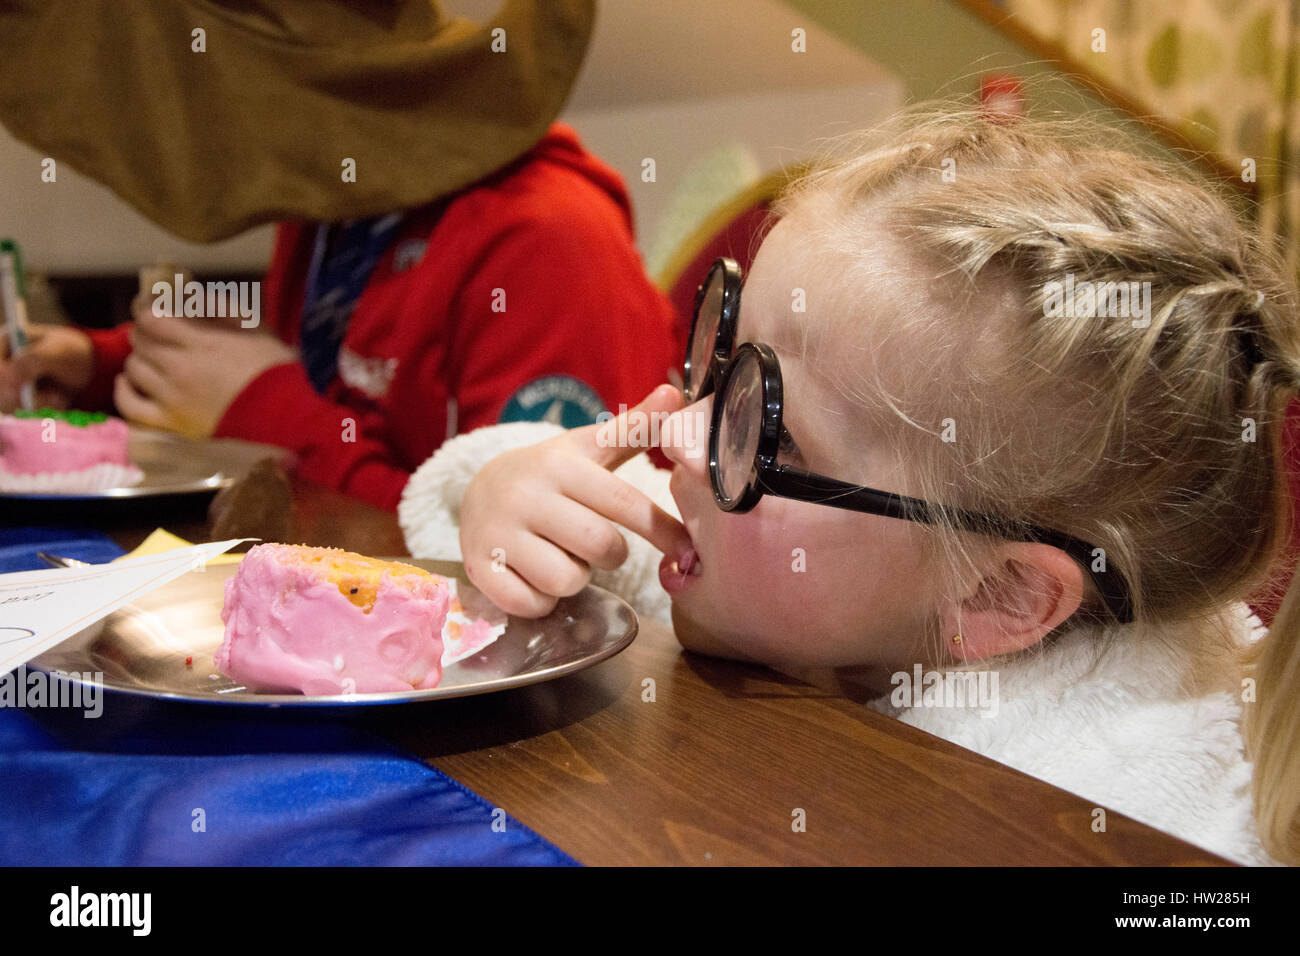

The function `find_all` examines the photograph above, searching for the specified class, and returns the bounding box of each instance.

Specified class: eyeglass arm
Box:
[760,465,1134,624]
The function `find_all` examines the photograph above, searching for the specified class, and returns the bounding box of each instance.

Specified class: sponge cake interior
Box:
[283,544,433,612]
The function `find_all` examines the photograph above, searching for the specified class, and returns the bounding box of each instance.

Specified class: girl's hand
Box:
[460,384,694,618]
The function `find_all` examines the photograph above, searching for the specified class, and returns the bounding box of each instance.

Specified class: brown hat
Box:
[0,0,595,241]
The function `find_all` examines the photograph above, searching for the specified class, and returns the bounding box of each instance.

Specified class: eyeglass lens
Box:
[686,266,726,400]
[716,348,764,502]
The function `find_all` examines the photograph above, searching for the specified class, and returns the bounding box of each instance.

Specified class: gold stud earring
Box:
[952,633,963,646]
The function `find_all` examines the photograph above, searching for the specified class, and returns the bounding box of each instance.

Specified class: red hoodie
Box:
[81,124,684,509]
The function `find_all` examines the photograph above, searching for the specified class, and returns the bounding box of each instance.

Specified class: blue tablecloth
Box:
[0,526,129,573]
[0,527,578,866]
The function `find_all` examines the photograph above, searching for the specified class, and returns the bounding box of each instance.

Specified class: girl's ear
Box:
[943,543,1086,662]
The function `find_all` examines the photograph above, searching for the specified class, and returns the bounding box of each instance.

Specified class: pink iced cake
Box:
[217,543,455,695]
[0,408,130,473]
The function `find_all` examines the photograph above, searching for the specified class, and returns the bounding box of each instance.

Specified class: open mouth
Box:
[658,548,702,596]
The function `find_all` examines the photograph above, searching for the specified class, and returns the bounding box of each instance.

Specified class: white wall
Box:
[0,134,277,275]
[567,82,903,277]
[0,0,901,275]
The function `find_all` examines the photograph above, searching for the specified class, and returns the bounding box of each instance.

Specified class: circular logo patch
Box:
[497,375,607,428]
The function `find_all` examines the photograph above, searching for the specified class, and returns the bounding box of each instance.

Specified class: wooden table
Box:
[5,464,1232,865]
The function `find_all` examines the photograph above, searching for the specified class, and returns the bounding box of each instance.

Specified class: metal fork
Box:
[36,552,92,569]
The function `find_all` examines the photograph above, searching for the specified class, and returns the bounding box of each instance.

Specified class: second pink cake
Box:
[0,409,143,491]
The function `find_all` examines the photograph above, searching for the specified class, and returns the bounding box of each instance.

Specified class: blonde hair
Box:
[776,101,1300,864]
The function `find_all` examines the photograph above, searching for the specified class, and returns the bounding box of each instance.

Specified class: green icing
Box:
[10,408,108,427]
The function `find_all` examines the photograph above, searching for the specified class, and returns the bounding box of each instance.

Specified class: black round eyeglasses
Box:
[682,256,1134,625]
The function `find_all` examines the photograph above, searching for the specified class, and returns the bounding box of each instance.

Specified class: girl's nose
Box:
[660,395,711,476]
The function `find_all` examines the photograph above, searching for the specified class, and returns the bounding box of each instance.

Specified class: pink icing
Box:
[216,544,450,695]
[451,618,499,658]
[0,414,130,475]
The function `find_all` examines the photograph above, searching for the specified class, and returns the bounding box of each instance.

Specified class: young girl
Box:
[399,104,1299,867]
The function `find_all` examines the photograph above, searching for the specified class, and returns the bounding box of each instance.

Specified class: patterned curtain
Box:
[1002,0,1300,275]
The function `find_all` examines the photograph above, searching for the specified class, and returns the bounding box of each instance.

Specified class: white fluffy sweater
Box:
[399,421,1284,867]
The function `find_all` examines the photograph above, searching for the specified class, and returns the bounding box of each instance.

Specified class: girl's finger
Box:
[524,495,630,571]
[558,455,692,560]
[502,532,592,600]
[578,384,684,470]
[465,555,557,620]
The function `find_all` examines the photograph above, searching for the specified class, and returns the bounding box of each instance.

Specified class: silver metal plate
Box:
[2,426,290,499]
[28,559,638,706]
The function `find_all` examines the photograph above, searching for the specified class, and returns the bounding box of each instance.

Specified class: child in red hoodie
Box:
[4,125,682,510]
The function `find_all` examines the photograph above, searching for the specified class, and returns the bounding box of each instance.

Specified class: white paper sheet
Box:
[0,540,251,674]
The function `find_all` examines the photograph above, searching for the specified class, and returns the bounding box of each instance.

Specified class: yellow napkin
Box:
[116,528,245,565]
